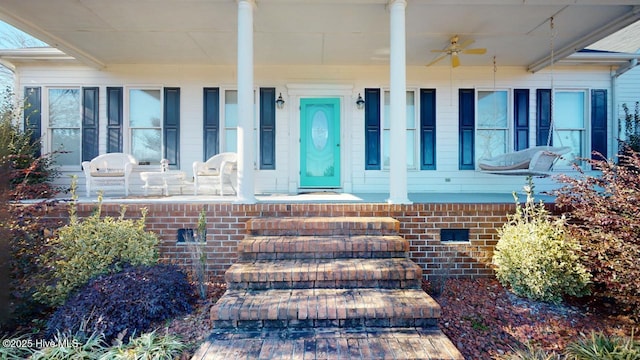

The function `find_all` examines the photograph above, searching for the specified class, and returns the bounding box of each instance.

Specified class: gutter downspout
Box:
[612,68,618,155]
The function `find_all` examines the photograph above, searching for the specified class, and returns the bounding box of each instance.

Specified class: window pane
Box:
[132,129,161,163]
[406,92,415,128]
[477,129,507,159]
[553,129,583,166]
[225,90,238,127]
[477,90,507,128]
[383,91,416,169]
[130,90,161,127]
[383,91,390,129]
[51,129,81,165]
[49,89,80,128]
[407,129,415,169]
[225,129,237,152]
[555,92,585,128]
[382,129,390,168]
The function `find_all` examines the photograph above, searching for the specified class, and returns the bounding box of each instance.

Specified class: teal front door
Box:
[300,98,341,187]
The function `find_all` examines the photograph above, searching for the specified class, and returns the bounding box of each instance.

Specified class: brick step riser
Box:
[246,217,400,238]
[248,229,397,237]
[213,317,438,330]
[226,279,421,290]
[238,251,408,261]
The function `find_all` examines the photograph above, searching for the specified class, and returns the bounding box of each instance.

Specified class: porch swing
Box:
[478,17,570,177]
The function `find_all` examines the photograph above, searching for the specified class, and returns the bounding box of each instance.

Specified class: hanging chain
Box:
[493,55,497,90]
[493,56,498,118]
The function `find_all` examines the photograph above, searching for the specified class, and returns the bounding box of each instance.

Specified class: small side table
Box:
[140,170,188,196]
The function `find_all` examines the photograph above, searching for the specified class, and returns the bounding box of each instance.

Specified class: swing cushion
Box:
[479,159,530,171]
[478,146,571,175]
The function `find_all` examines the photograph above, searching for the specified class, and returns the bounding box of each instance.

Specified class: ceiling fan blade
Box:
[463,48,487,55]
[431,49,448,53]
[458,38,475,49]
[426,54,448,66]
[451,54,460,68]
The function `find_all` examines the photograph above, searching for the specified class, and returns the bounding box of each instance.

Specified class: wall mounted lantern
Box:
[356,93,365,110]
[276,93,285,109]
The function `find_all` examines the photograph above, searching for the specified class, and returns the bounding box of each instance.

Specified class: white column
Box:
[388,0,411,204]
[236,0,257,203]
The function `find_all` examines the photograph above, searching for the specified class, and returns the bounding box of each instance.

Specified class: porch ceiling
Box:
[0,0,638,71]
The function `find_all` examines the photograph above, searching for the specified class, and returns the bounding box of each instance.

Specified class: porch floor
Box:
[73,191,554,204]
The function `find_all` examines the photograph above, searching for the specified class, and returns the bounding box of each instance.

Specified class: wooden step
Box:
[211,288,440,329]
[238,235,409,260]
[225,258,422,290]
[246,217,400,236]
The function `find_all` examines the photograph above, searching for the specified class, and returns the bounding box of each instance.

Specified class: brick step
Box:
[246,217,400,236]
[193,327,463,360]
[225,258,422,290]
[211,288,440,329]
[238,235,409,260]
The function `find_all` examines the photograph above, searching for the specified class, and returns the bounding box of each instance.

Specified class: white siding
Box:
[14,62,615,196]
[616,65,640,145]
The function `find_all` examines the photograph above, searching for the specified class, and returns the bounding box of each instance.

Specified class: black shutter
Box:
[164,87,180,167]
[23,87,41,157]
[259,88,276,170]
[514,89,530,151]
[364,88,381,170]
[591,89,607,159]
[82,87,99,162]
[536,89,552,146]
[106,87,123,153]
[203,88,220,160]
[420,88,436,170]
[459,89,475,170]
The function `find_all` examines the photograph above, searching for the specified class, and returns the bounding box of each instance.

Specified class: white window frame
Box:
[552,88,588,170]
[222,88,239,153]
[216,87,259,169]
[45,87,82,170]
[381,88,419,171]
[126,87,163,165]
[475,88,512,165]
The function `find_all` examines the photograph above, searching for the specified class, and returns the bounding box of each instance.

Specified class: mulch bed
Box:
[433,277,637,359]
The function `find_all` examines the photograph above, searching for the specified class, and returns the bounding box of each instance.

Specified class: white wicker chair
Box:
[81,153,137,196]
[192,152,238,195]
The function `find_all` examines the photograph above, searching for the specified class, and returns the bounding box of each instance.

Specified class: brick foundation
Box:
[43,202,519,280]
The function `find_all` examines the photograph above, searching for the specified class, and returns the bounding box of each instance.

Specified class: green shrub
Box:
[4,329,186,360]
[498,342,560,360]
[0,90,60,200]
[564,331,640,360]
[553,150,640,319]
[3,201,61,331]
[30,331,107,360]
[0,333,35,359]
[493,178,591,303]
[103,330,186,359]
[37,187,159,306]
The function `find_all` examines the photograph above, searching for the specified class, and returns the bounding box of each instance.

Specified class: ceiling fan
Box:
[427,35,487,68]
